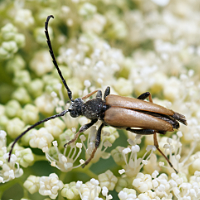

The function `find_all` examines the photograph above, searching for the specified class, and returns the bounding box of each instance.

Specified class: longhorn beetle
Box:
[8,15,187,173]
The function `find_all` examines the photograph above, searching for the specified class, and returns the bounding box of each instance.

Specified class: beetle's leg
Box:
[137,92,153,103]
[96,90,102,99]
[64,119,98,147]
[82,87,109,100]
[153,132,178,174]
[82,90,99,100]
[126,128,155,135]
[126,128,178,173]
[104,86,110,100]
[82,123,105,168]
[137,92,150,100]
[137,91,178,172]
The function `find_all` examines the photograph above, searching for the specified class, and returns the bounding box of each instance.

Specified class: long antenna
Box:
[45,15,73,101]
[8,15,72,162]
[8,110,68,162]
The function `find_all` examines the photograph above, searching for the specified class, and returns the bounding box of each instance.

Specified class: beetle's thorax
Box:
[82,98,107,120]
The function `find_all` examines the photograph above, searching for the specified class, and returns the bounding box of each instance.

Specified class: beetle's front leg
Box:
[137,92,153,103]
[64,119,97,147]
[82,123,105,168]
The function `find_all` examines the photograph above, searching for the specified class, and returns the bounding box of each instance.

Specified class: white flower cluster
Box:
[98,170,118,191]
[119,170,200,200]
[0,23,25,59]
[24,175,114,199]
[30,50,54,76]
[29,128,54,153]
[58,36,124,91]
[39,173,63,199]
[76,178,112,200]
[15,9,34,28]
[44,117,66,138]
[45,139,83,172]
[0,130,23,183]
[111,138,157,177]
[24,173,63,199]
[35,93,55,115]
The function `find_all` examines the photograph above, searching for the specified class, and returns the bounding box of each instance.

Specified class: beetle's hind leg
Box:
[126,128,155,135]
[64,119,97,147]
[127,128,178,173]
[137,92,153,103]
[82,123,105,168]
[153,132,178,174]
[96,90,102,98]
[104,86,110,100]
[82,90,99,100]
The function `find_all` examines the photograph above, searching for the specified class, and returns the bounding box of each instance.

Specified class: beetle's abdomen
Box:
[104,107,174,132]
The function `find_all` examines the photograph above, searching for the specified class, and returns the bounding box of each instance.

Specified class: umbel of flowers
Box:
[1,0,200,199]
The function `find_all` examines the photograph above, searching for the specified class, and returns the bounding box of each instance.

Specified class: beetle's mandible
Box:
[8,15,187,174]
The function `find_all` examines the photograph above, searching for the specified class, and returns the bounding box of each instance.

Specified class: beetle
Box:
[8,15,187,173]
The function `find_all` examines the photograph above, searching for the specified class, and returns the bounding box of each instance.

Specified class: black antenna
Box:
[45,15,73,101]
[8,15,72,162]
[8,110,68,162]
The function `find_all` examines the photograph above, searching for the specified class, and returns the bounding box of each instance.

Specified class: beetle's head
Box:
[68,98,84,118]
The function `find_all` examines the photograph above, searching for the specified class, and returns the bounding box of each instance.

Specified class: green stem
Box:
[84,169,98,179]
[59,171,67,182]
[34,154,46,162]
[0,178,19,198]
